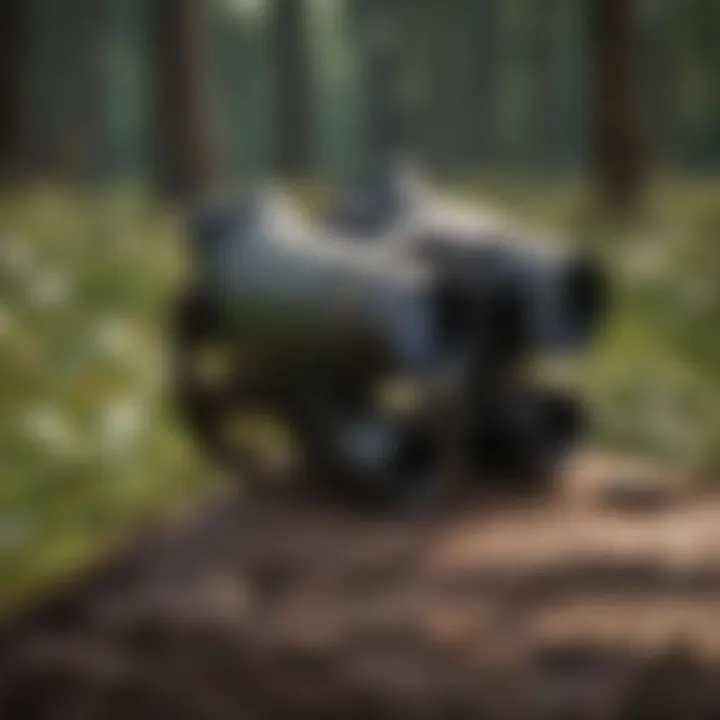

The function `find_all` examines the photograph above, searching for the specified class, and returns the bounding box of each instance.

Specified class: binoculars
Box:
[171,169,606,507]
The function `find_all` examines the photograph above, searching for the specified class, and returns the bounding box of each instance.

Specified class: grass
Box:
[1,177,720,609]
[0,186,211,607]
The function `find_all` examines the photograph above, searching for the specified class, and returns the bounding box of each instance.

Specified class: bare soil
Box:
[3,453,720,719]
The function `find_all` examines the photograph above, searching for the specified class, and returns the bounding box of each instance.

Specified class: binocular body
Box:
[172,174,606,506]
[188,189,445,377]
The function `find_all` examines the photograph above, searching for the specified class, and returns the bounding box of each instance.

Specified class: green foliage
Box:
[0,187,209,607]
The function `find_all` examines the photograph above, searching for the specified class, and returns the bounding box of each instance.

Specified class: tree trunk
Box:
[589,0,645,215]
[59,0,108,182]
[272,0,310,179]
[467,0,500,171]
[526,0,557,172]
[0,0,29,183]
[351,0,406,180]
[424,0,458,176]
[150,0,213,198]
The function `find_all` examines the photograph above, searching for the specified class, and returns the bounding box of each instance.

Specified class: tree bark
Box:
[150,0,213,198]
[351,0,407,180]
[589,0,645,215]
[272,0,310,179]
[0,0,29,183]
[59,0,108,182]
[467,0,500,171]
[526,0,557,171]
[424,0,458,176]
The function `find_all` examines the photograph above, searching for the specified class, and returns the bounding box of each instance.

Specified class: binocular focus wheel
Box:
[300,422,442,508]
[288,385,443,508]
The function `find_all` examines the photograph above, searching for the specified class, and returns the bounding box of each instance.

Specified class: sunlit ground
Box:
[1,177,720,608]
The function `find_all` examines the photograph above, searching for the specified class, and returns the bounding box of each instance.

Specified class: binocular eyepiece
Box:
[430,249,607,366]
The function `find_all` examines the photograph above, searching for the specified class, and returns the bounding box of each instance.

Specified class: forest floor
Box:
[4,453,720,719]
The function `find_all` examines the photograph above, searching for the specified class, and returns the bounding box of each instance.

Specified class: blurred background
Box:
[1,0,720,608]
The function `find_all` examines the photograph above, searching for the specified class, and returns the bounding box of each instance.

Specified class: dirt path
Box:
[3,454,720,719]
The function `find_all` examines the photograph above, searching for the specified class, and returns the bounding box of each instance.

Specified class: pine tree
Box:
[150,0,214,197]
